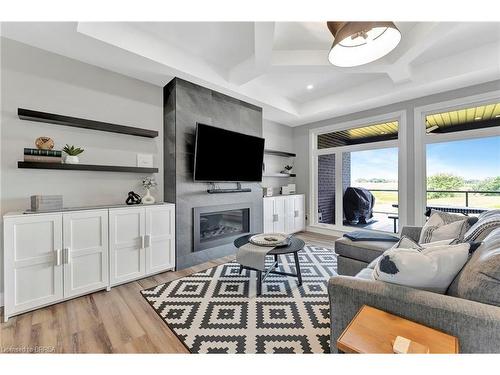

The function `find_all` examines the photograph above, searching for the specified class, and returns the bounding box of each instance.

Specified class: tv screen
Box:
[194,123,265,182]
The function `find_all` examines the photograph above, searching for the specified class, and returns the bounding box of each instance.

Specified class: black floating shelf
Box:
[264,149,296,157]
[18,161,158,174]
[18,108,159,138]
[262,173,296,178]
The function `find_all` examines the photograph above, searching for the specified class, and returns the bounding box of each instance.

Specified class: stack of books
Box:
[24,148,62,163]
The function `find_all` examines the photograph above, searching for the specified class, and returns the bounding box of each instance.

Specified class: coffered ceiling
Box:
[2,22,499,126]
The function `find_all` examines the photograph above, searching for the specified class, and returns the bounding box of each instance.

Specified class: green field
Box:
[354,182,500,213]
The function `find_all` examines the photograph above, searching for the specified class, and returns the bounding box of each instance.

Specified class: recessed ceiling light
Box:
[495,114,500,118]
[380,131,386,135]
[475,116,482,120]
[306,84,314,90]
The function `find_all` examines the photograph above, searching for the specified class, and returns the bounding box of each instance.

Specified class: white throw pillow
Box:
[372,242,470,293]
[419,210,470,244]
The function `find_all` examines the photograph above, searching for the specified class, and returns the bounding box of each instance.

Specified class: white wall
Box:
[262,119,296,191]
[0,38,163,305]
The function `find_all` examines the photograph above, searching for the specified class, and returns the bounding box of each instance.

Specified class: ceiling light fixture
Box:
[327,22,401,67]
[306,84,314,90]
[475,116,482,120]
[495,114,500,118]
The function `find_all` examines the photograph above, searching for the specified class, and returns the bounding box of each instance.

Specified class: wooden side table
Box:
[337,305,459,354]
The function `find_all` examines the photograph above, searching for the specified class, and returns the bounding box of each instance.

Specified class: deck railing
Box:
[366,188,500,211]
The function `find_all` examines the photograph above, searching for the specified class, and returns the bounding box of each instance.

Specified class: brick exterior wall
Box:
[317,153,351,224]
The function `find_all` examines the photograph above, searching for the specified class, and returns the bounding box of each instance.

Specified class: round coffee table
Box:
[234,234,305,296]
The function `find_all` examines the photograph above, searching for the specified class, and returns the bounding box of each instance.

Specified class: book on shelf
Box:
[23,155,62,163]
[24,148,62,157]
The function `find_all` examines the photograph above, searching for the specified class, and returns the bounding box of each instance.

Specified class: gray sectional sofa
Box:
[329,216,500,353]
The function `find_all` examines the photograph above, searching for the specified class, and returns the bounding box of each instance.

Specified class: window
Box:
[421,101,500,218]
[312,116,402,233]
[426,137,500,211]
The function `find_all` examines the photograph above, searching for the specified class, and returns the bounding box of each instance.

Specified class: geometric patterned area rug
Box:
[141,245,337,353]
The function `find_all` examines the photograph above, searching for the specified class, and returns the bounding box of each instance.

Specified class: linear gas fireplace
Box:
[193,203,251,252]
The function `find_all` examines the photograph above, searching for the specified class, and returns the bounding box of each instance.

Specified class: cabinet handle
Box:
[64,248,71,264]
[141,235,145,249]
[273,214,279,222]
[294,210,299,218]
[55,249,62,266]
[144,234,151,248]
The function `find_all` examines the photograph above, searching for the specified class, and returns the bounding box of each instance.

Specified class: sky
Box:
[349,136,500,181]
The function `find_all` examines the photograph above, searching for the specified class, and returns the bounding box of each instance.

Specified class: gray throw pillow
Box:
[463,210,500,242]
[447,227,500,307]
[419,210,473,244]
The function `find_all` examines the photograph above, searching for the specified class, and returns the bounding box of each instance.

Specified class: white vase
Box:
[65,155,79,164]
[142,188,155,204]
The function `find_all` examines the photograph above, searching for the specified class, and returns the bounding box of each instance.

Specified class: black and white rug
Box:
[141,245,337,353]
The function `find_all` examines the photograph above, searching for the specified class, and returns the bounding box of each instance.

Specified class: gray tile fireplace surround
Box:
[164,78,264,269]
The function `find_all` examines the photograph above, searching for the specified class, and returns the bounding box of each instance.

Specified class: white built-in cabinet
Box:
[3,203,175,321]
[109,205,175,286]
[263,194,305,234]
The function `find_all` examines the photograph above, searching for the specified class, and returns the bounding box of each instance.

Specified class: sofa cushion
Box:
[419,210,472,243]
[447,227,500,307]
[355,268,374,280]
[463,209,500,242]
[334,237,394,264]
[373,242,471,293]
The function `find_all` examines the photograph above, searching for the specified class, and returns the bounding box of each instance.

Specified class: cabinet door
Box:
[263,198,275,233]
[284,196,295,234]
[273,196,286,233]
[4,214,63,318]
[63,210,109,298]
[109,207,145,286]
[145,205,175,275]
[293,195,306,232]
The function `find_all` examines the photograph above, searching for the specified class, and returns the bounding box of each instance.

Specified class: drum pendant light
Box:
[327,22,401,67]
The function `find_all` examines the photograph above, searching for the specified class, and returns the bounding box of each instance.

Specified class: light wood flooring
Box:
[0,231,337,354]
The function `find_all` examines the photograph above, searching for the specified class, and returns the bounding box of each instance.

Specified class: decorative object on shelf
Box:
[249,233,290,247]
[327,22,401,67]
[262,187,274,197]
[125,191,142,205]
[137,153,154,168]
[280,164,293,175]
[63,144,84,164]
[35,136,54,150]
[30,195,63,211]
[141,176,157,204]
[24,147,62,163]
[281,184,297,195]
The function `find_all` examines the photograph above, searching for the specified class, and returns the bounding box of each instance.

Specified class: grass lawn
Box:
[353,182,500,212]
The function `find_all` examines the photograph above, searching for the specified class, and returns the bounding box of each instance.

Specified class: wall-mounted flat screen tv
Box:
[194,123,265,182]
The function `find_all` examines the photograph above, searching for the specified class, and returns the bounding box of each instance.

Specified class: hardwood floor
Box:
[0,231,337,354]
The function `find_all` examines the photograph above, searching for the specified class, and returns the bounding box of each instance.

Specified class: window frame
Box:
[309,110,407,234]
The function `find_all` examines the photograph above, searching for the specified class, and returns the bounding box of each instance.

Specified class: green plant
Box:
[63,144,84,156]
[142,176,157,190]
[474,176,500,195]
[427,173,464,198]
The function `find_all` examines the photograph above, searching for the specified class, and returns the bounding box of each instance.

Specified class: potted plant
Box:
[142,176,157,204]
[63,144,84,164]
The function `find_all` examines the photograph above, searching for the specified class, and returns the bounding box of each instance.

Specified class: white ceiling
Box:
[2,22,500,126]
